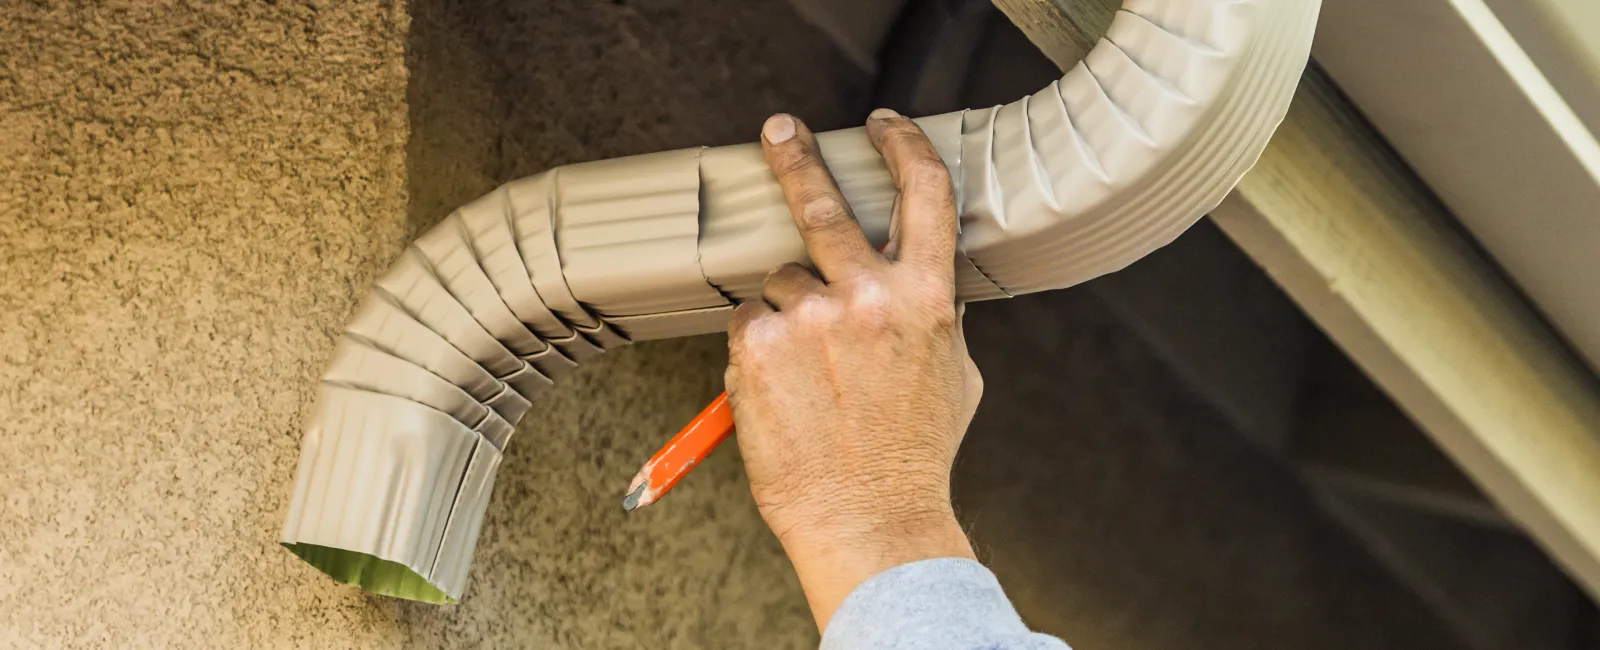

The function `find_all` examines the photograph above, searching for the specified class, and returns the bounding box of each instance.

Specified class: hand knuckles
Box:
[728,305,756,330]
[904,157,953,194]
[765,262,810,287]
[727,303,771,344]
[797,191,848,226]
[743,313,792,355]
[778,151,820,177]
[842,281,893,329]
[883,120,926,144]
[790,295,841,329]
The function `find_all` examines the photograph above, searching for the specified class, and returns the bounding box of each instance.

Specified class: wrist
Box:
[774,489,960,552]
[775,496,975,630]
[784,506,975,576]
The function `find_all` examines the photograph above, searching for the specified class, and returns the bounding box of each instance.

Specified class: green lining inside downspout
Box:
[282,543,456,604]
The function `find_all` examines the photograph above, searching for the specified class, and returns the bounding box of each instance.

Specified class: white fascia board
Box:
[1314,0,1600,374]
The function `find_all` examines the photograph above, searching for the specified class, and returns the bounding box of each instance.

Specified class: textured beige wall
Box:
[0,0,852,647]
[0,0,1462,648]
[1,0,414,646]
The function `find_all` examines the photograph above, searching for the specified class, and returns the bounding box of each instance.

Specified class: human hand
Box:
[725,109,983,629]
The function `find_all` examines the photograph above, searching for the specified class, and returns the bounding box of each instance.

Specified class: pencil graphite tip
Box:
[621,484,647,512]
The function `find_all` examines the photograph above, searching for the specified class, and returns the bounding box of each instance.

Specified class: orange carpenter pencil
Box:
[622,391,735,511]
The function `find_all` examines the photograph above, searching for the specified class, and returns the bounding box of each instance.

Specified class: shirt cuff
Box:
[821,557,1067,650]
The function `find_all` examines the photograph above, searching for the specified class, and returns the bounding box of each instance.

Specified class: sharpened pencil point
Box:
[622,484,647,512]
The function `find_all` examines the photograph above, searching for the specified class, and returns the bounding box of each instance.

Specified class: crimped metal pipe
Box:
[281,0,1323,603]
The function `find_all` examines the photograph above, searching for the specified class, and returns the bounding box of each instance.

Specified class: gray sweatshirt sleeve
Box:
[820,558,1072,650]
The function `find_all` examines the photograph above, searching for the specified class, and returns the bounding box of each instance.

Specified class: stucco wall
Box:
[0,1,1458,648]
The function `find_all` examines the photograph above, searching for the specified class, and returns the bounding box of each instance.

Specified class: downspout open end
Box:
[282,543,457,604]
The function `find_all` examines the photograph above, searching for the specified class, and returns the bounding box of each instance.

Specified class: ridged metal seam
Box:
[957,105,1006,250]
[963,0,1314,291]
[282,0,1321,604]
[479,382,532,425]
[496,357,554,402]
[428,435,503,598]
[554,148,732,316]
[457,186,577,341]
[548,330,605,363]
[1006,0,1310,292]
[342,292,532,424]
[413,214,550,357]
[576,320,631,350]
[994,96,1074,231]
[1106,10,1229,100]
[1089,25,1198,144]
[1127,0,1242,52]
[519,344,578,381]
[506,171,604,329]
[606,304,739,342]
[917,111,968,178]
[343,293,505,404]
[372,250,526,379]
[696,142,810,301]
[697,115,963,300]
[954,252,1011,301]
[322,336,494,433]
[473,410,514,452]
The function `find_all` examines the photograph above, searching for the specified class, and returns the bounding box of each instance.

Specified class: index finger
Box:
[761,114,881,282]
[865,110,958,280]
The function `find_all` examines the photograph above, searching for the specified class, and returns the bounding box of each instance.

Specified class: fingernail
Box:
[869,107,900,120]
[763,114,796,144]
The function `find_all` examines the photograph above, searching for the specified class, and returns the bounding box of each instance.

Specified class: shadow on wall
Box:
[403,0,871,236]
[390,1,1462,648]
[955,288,1461,650]
[390,0,867,647]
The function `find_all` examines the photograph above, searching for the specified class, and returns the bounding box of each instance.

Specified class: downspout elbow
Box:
[281,0,1323,603]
